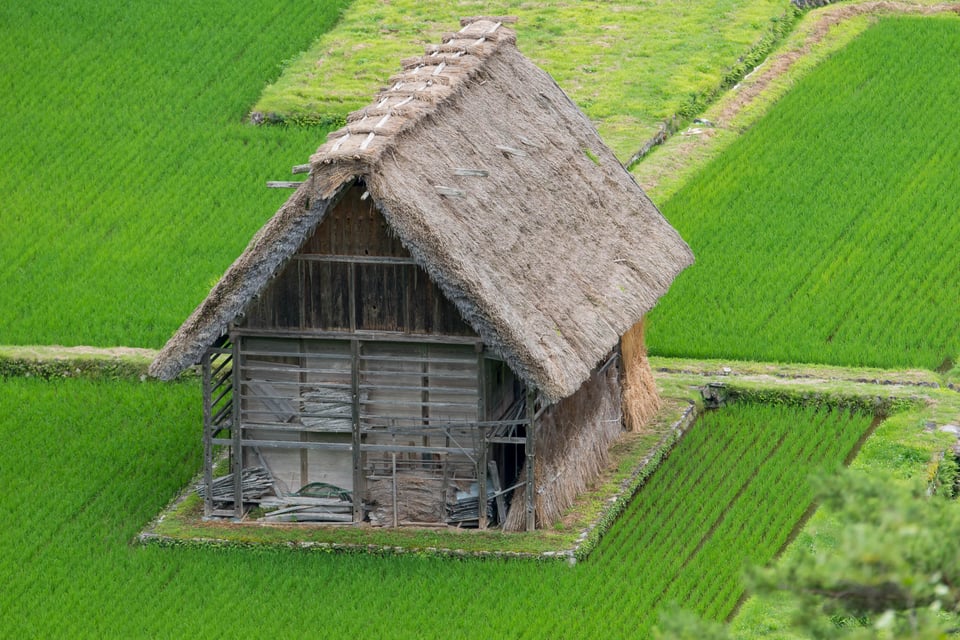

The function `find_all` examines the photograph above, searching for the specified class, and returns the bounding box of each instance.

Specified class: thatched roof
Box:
[150,17,693,403]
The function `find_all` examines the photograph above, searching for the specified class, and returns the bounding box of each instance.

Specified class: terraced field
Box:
[647,16,960,372]
[0,380,871,638]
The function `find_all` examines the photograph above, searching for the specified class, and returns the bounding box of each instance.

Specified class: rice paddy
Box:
[0,0,347,348]
[0,380,870,638]
[647,16,960,372]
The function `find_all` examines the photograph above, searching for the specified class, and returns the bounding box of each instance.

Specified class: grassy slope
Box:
[0,375,910,639]
[647,15,960,372]
[0,0,348,349]
[254,0,793,161]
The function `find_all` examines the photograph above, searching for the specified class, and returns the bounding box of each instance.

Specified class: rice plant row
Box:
[0,381,871,639]
[647,16,960,372]
[586,402,871,635]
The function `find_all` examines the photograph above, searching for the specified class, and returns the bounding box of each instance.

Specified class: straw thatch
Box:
[503,362,623,531]
[150,17,693,404]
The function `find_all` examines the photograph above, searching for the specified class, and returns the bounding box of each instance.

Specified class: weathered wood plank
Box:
[295,254,417,265]
[232,339,243,518]
[488,459,507,526]
[351,338,363,522]
[202,348,215,517]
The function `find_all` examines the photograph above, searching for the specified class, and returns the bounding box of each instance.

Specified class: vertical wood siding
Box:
[240,184,472,336]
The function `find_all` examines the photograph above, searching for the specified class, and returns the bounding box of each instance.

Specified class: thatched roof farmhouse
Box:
[151,17,693,530]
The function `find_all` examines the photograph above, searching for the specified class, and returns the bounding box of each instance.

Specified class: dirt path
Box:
[634,1,960,195]
[1,344,157,361]
[717,2,960,124]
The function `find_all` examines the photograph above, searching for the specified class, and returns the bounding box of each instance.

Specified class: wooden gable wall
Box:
[237,184,474,337]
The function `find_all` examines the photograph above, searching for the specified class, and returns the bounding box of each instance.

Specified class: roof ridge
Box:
[311,17,517,167]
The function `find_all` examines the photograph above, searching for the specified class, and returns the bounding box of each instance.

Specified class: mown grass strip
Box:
[0,345,158,380]
[254,0,797,162]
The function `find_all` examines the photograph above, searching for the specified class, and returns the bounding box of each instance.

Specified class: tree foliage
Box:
[656,469,960,639]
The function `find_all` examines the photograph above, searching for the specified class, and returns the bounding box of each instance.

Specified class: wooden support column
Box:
[488,460,507,526]
[477,347,488,528]
[525,386,536,532]
[478,425,488,529]
[201,348,214,518]
[299,338,309,487]
[351,338,363,522]
[232,338,243,519]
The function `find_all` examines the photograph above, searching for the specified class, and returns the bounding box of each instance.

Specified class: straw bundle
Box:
[620,319,661,433]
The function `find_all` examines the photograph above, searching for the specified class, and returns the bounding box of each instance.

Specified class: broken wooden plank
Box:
[291,163,311,174]
[495,145,527,157]
[453,168,488,177]
[266,181,304,188]
[434,185,465,197]
[488,459,506,526]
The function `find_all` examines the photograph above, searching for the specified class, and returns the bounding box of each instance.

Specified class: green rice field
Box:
[0,0,795,351]
[0,380,870,638]
[0,0,348,348]
[647,16,960,372]
[4,4,959,639]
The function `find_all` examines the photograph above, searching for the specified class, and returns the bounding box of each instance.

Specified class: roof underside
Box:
[150,17,693,402]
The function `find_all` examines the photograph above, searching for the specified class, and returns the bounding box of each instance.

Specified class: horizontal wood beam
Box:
[212,438,480,456]
[293,254,417,265]
[232,327,482,346]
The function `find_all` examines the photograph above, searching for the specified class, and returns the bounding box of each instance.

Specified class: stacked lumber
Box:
[197,467,272,502]
[446,495,496,525]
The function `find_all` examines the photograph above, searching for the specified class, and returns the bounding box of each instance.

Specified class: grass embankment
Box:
[647,15,960,373]
[0,0,348,349]
[254,0,796,161]
[4,364,953,638]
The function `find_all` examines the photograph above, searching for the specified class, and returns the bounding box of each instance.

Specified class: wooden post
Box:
[478,425,488,529]
[299,338,308,488]
[351,338,363,523]
[421,345,430,462]
[232,338,243,519]
[525,386,536,531]
[477,348,488,528]
[201,348,214,517]
[391,452,398,528]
